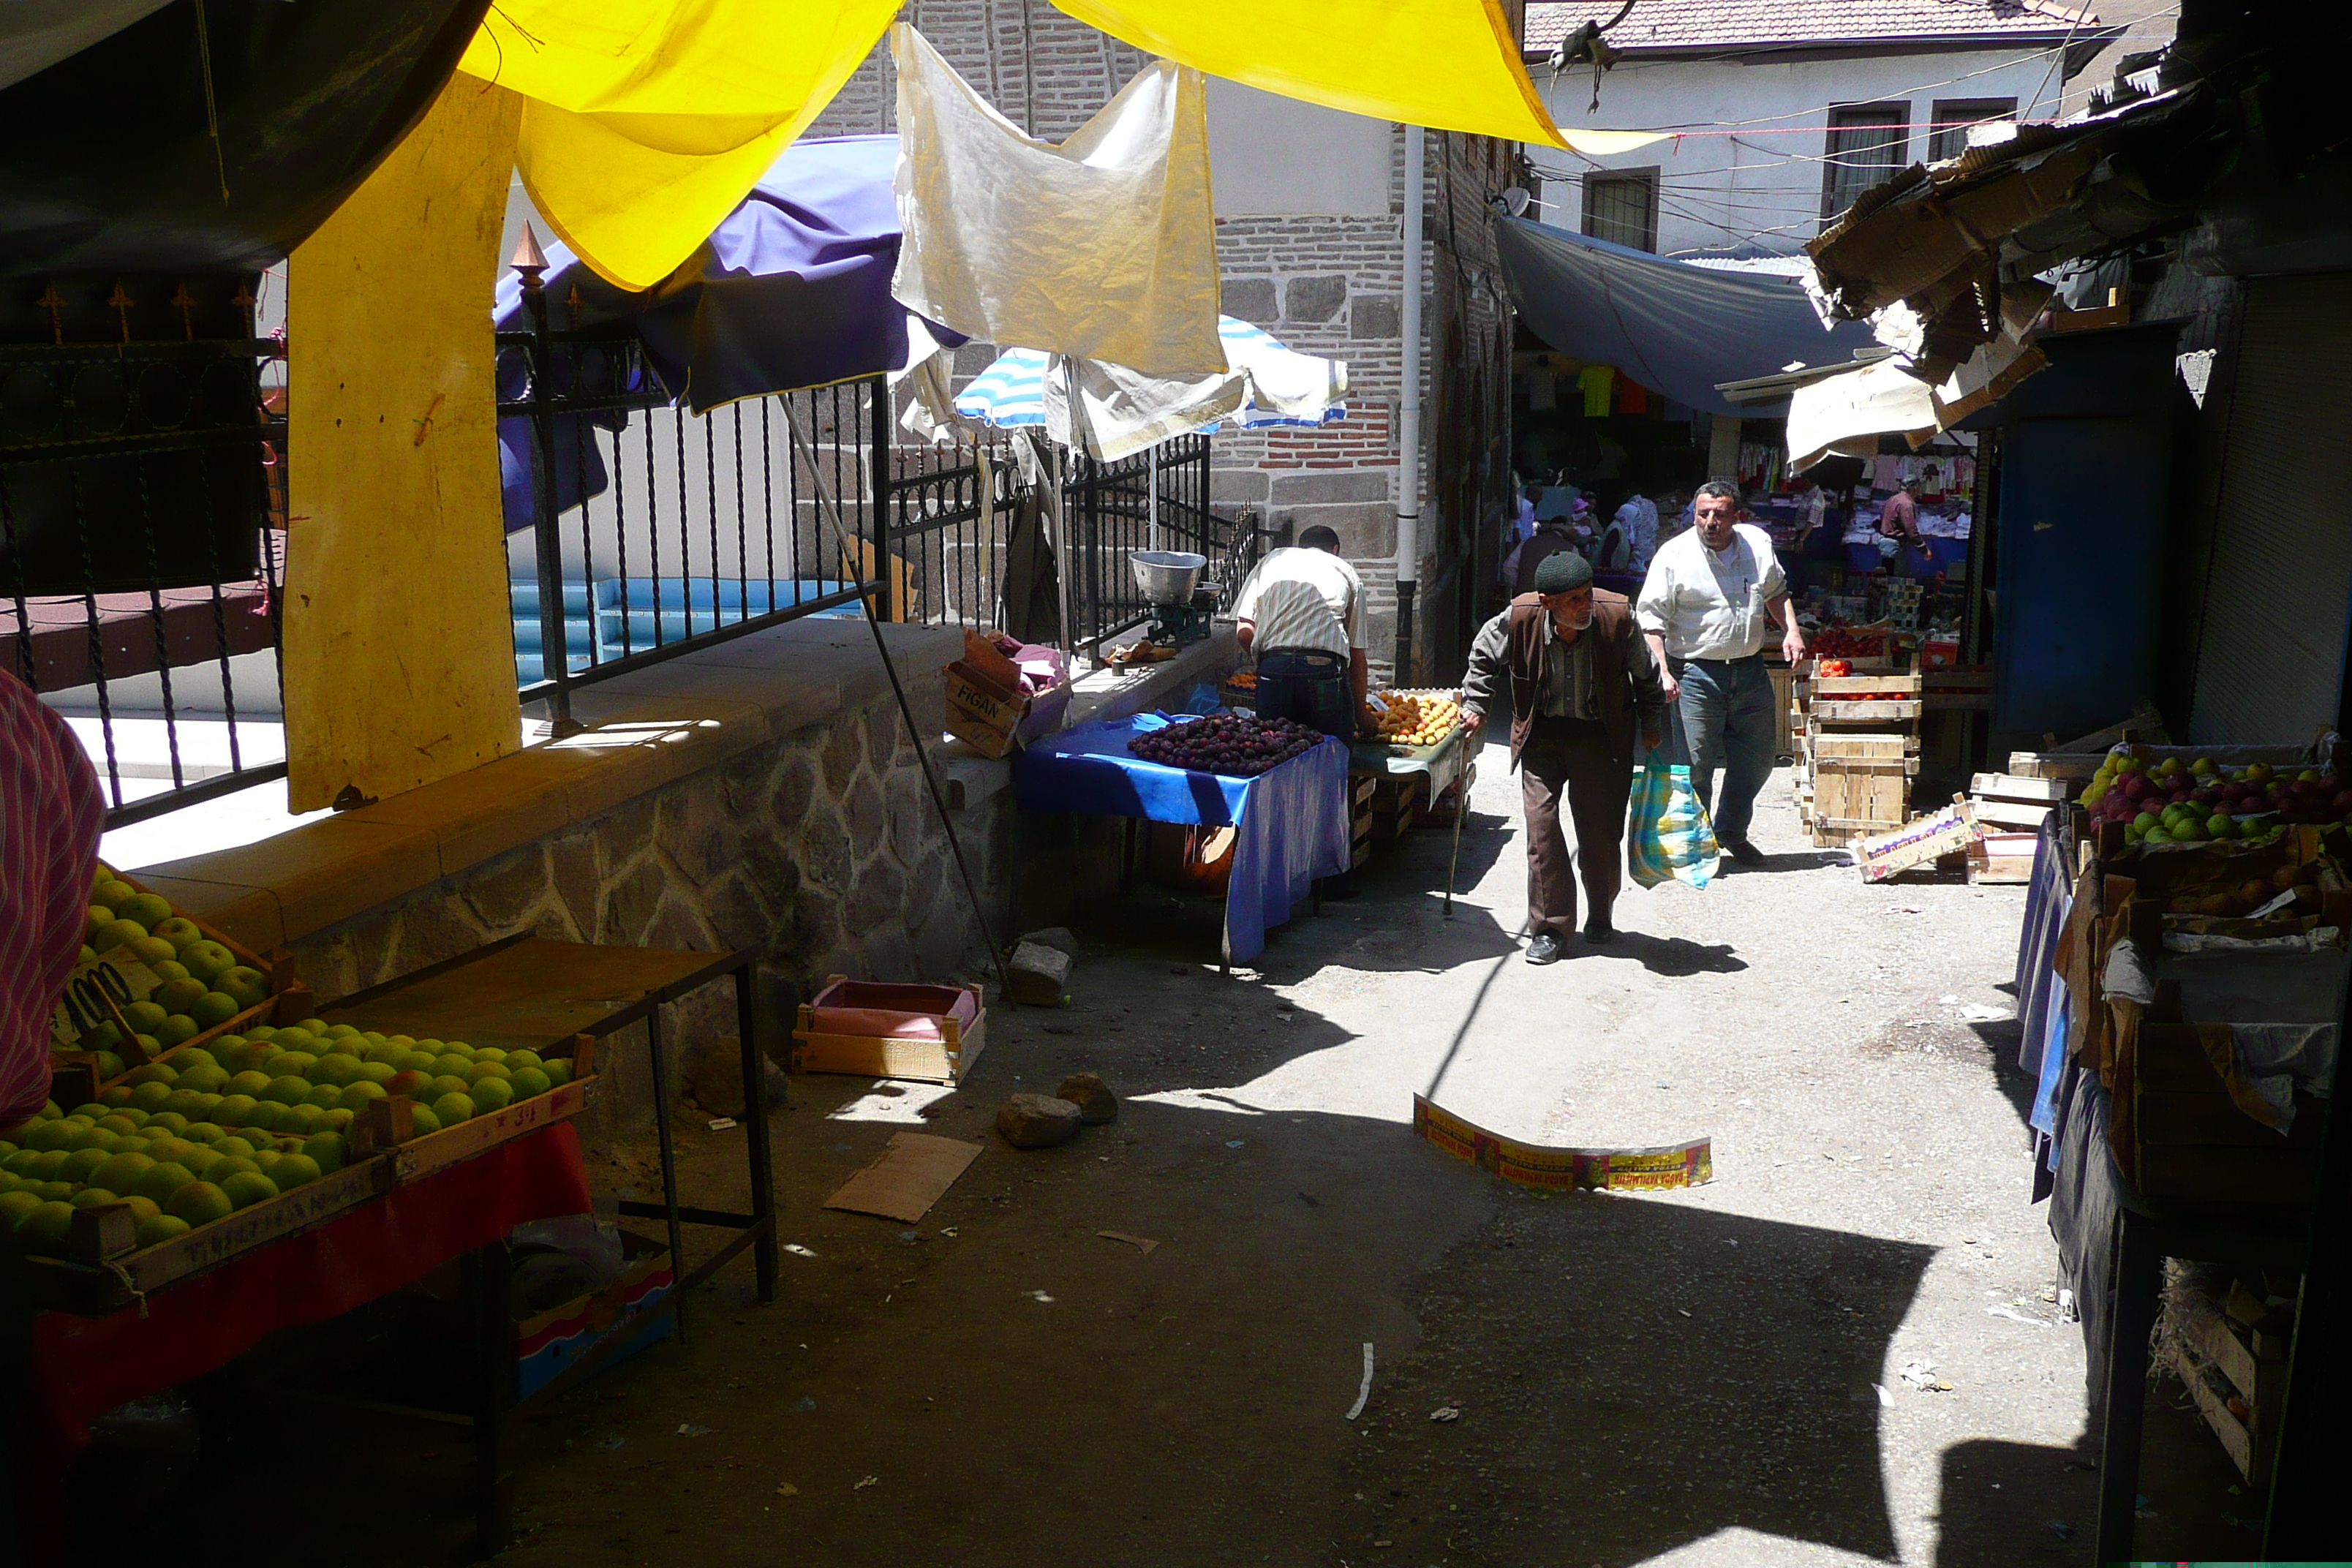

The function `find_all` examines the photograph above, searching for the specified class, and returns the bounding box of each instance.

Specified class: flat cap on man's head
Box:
[1534,551,1593,595]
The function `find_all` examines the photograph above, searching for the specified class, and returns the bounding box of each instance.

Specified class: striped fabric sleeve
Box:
[0,674,105,1123]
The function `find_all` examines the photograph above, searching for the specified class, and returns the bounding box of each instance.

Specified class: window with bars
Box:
[1928,97,2020,162]
[1821,104,1910,225]
[1582,170,1659,253]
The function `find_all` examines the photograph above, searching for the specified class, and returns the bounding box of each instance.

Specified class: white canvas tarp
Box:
[890,23,1222,378]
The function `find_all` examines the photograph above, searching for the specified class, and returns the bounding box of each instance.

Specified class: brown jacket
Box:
[1458,591,1656,771]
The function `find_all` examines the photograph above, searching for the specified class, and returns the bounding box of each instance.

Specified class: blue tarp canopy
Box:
[496,135,962,529]
[1496,216,1874,418]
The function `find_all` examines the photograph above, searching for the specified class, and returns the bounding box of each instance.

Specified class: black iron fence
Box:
[0,282,287,828]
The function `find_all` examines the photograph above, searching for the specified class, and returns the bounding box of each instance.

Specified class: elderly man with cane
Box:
[1458,551,1668,964]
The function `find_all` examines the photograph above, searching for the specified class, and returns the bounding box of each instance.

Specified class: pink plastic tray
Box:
[805,979,980,1041]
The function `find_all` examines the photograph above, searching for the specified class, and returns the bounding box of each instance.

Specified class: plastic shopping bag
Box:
[1627,747,1720,889]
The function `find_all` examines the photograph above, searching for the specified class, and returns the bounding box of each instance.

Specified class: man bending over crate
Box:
[1459,552,1668,964]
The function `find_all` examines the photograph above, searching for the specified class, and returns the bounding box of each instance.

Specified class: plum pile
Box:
[1130,713,1323,777]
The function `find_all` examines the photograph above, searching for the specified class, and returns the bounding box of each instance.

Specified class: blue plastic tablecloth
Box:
[1014,715,1351,962]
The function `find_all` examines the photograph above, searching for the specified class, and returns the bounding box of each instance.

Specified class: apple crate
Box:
[345,1035,602,1184]
[515,1227,675,1399]
[23,1150,397,1314]
[50,868,307,1104]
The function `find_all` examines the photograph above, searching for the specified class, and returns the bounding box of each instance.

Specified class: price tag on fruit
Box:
[48,864,275,1060]
[50,947,164,1048]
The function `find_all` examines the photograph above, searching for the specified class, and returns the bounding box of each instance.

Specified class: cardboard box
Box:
[515,1229,675,1400]
[943,660,1030,760]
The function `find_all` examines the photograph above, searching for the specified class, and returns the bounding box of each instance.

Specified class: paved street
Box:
[91,740,2244,1567]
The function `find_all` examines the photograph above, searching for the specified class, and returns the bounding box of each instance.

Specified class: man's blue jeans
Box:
[1673,655,1776,847]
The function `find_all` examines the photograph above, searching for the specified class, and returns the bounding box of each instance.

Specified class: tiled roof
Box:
[1524,0,2099,53]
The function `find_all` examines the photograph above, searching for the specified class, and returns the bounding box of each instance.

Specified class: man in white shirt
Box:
[1232,525,1367,741]
[1233,526,1366,894]
[1635,480,1806,864]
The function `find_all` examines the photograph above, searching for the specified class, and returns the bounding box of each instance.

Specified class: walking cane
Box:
[1443,765,1466,919]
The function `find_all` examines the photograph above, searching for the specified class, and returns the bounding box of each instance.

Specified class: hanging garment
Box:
[890,23,1223,378]
[458,0,899,290]
[1617,379,1649,415]
[1577,364,1615,418]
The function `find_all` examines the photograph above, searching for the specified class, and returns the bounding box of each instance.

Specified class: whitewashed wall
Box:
[1526,48,2061,257]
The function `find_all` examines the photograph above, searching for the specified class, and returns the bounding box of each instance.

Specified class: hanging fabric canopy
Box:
[1053,0,1599,151]
[891,23,1221,379]
[456,0,900,290]
[954,316,1346,461]
[1496,216,1875,418]
[456,0,1633,294]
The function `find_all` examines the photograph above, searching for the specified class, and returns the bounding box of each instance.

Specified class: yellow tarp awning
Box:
[459,0,1648,290]
[1050,0,1578,148]
[456,0,900,290]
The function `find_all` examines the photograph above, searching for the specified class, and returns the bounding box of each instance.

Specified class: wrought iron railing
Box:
[0,295,287,828]
[497,271,897,731]
[1064,433,1257,657]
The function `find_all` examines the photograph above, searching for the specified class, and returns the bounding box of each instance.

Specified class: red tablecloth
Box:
[23,1123,591,1560]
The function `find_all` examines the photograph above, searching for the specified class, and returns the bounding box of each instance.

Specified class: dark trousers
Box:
[1255,649,1353,740]
[1518,715,1632,938]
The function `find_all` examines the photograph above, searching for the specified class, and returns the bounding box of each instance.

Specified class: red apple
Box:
[2122,774,2151,801]
[2332,791,2352,815]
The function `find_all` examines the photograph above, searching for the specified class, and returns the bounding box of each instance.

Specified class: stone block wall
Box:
[284,691,1011,1137]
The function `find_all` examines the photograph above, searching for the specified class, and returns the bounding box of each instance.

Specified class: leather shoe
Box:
[1724,839,1765,866]
[1583,914,1616,943]
[1525,933,1564,965]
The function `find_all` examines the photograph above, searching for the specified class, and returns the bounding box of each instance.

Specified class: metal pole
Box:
[517,230,575,734]
[1394,123,1426,686]
[783,408,1020,1009]
[867,374,893,622]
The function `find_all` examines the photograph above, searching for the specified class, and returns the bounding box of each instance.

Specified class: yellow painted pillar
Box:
[284,79,525,811]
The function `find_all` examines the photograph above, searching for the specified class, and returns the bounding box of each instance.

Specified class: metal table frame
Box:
[319,932,779,1553]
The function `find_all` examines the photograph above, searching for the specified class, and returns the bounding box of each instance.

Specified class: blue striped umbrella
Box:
[954,316,1346,434]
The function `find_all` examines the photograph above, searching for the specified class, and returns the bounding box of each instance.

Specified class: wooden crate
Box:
[1967,830,2040,883]
[53,870,306,1101]
[1768,664,1796,758]
[1971,798,2054,831]
[1813,761,1907,829]
[1971,772,2072,803]
[2163,1278,2286,1486]
[2007,750,2106,781]
[1411,764,1477,828]
[1814,731,1916,762]
[1811,698,1923,723]
[28,1153,398,1313]
[1366,774,1424,842]
[791,982,988,1085]
[385,1074,598,1183]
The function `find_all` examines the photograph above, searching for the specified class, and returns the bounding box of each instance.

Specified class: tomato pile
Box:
[1809,628,1885,660]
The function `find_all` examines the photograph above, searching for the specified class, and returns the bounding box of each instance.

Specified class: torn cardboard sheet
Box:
[823,1132,984,1223]
[1411,1094,1711,1191]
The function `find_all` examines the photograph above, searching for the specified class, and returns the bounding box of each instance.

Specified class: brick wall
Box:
[813,0,1518,679]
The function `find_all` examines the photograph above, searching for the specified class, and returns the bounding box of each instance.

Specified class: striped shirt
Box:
[1,672,104,1123]
[1232,547,1365,658]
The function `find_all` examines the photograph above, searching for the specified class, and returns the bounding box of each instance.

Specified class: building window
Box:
[1582,170,1658,252]
[1821,104,1909,224]
[1928,97,2020,162]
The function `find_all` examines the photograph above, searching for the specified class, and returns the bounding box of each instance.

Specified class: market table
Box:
[23,1123,592,1563]
[1014,715,1351,966]
[1350,717,1473,806]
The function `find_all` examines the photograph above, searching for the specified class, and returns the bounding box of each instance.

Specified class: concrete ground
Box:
[73,737,2255,1566]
